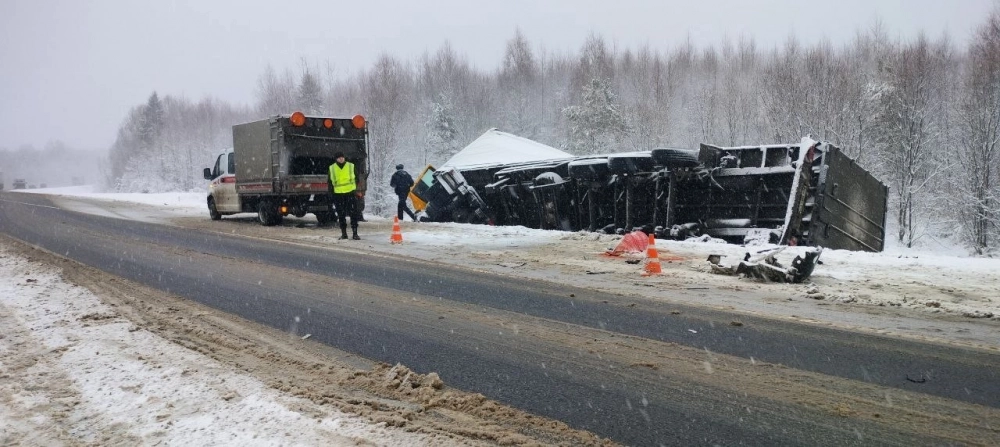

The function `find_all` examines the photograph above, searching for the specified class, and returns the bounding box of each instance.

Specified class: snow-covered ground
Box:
[0,243,484,446]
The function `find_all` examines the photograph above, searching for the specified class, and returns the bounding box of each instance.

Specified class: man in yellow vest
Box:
[329,152,362,240]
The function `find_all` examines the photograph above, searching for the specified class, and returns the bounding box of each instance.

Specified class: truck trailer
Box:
[203,112,368,226]
[410,137,888,252]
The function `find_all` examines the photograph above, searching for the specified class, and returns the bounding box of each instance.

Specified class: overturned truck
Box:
[413,137,888,252]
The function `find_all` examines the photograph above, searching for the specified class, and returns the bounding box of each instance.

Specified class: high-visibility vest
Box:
[330,162,357,194]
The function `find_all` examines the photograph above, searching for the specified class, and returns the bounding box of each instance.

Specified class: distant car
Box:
[13,179,26,189]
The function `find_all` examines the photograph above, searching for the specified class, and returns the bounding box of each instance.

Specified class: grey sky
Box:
[1,0,994,150]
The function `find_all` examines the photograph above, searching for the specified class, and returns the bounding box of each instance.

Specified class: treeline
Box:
[0,141,103,189]
[107,12,1000,254]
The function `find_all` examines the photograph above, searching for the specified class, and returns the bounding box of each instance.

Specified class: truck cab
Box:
[203,148,237,219]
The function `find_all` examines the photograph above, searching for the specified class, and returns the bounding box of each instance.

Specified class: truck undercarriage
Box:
[412,138,888,253]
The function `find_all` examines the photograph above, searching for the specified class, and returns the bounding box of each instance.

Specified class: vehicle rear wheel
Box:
[208,197,222,220]
[257,201,281,226]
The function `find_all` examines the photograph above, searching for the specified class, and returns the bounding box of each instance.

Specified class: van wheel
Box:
[208,197,222,220]
[257,201,281,226]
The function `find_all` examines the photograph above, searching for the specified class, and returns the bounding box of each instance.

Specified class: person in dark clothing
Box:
[389,164,417,221]
[329,152,362,240]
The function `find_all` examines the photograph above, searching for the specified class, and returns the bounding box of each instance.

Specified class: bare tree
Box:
[760,37,810,143]
[101,18,1000,240]
[617,45,671,149]
[574,33,615,91]
[416,42,480,165]
[363,54,413,214]
[498,29,544,138]
[958,9,1000,254]
[255,65,295,116]
[296,64,324,115]
[872,34,951,247]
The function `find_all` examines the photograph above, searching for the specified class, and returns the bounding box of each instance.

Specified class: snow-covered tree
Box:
[498,29,543,139]
[957,9,1000,254]
[563,78,628,154]
[416,42,480,165]
[363,54,413,215]
[296,68,324,115]
[107,93,249,193]
[871,34,951,247]
[425,96,459,163]
[101,18,1000,243]
[138,91,164,154]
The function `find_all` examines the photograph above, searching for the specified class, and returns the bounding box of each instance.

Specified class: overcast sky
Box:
[1,0,995,151]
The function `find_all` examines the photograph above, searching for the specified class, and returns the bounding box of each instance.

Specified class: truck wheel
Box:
[257,201,281,226]
[208,198,222,221]
[651,148,700,169]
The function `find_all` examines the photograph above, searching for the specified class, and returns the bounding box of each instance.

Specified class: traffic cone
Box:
[642,233,662,276]
[390,216,403,244]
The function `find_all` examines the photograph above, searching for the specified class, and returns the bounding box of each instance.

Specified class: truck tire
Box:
[651,148,700,168]
[608,154,655,175]
[257,201,281,226]
[208,197,222,221]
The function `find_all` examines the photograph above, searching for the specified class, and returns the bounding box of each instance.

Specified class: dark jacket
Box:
[390,170,414,197]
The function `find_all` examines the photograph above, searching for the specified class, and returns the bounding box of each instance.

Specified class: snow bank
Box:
[0,245,467,446]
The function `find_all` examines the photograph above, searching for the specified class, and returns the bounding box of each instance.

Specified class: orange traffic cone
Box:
[390,216,403,244]
[642,233,662,276]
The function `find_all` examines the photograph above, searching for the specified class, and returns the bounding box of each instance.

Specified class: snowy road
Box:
[2,191,999,445]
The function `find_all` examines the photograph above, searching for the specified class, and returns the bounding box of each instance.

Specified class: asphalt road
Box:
[2,192,998,446]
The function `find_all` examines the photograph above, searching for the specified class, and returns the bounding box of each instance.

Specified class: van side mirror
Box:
[203,168,213,180]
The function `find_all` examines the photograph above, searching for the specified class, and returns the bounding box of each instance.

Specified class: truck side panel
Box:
[811,147,887,252]
[233,119,276,193]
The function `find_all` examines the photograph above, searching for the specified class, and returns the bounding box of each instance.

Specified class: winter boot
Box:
[352,230,361,240]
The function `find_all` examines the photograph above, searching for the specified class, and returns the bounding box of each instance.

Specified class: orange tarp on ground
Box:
[606,231,649,256]
[605,231,686,262]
